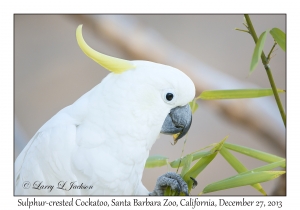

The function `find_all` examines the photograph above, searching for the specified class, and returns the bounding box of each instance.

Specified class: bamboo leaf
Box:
[248,160,286,172]
[184,152,217,191]
[183,136,228,191]
[270,28,286,51]
[198,88,285,100]
[170,150,212,168]
[232,160,286,178]
[145,155,168,168]
[224,143,285,166]
[192,149,214,160]
[250,30,269,73]
[189,99,199,114]
[202,171,285,194]
[180,154,193,177]
[164,186,172,196]
[220,147,266,195]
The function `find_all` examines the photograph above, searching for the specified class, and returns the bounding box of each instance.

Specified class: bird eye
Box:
[166,93,174,101]
[162,89,176,104]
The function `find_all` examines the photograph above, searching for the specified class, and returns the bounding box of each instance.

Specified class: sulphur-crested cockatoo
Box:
[15,25,195,195]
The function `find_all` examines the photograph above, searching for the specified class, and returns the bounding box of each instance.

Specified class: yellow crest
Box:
[76,25,135,74]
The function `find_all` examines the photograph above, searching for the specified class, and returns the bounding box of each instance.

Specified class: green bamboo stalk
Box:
[267,43,277,62]
[244,14,286,127]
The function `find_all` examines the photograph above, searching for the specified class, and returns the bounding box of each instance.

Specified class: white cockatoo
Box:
[15,25,195,195]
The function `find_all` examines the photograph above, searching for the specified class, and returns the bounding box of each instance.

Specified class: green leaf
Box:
[180,154,193,177]
[270,28,286,52]
[224,143,285,167]
[170,150,212,168]
[203,160,286,195]
[250,30,269,73]
[220,147,266,195]
[189,99,199,114]
[219,147,247,173]
[183,136,228,191]
[250,160,286,172]
[184,153,217,191]
[145,155,168,168]
[235,160,286,177]
[164,186,172,196]
[202,171,285,194]
[198,88,285,100]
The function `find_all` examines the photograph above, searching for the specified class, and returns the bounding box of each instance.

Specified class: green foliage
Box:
[189,99,199,113]
[183,137,228,192]
[224,143,285,166]
[198,88,285,100]
[202,171,285,194]
[237,160,285,175]
[219,147,266,195]
[270,28,286,51]
[201,142,286,195]
[145,15,286,196]
[169,150,213,168]
[146,137,286,195]
[180,154,193,177]
[250,30,269,73]
[244,14,286,126]
[145,155,168,168]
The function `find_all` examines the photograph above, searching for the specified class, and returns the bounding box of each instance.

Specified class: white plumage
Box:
[15,25,195,195]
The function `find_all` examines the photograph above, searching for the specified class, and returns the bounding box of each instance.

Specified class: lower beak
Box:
[160,104,192,141]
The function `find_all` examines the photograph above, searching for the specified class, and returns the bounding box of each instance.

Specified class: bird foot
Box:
[149,172,189,196]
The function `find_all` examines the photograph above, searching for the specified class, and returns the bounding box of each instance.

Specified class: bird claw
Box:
[149,172,189,196]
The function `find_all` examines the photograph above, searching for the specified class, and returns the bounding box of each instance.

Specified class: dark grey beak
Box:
[160,104,192,141]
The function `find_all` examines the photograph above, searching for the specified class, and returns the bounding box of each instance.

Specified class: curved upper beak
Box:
[160,104,192,141]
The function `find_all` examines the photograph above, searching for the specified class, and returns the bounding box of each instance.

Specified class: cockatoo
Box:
[15,25,195,195]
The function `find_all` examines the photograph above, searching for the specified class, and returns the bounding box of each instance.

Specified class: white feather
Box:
[15,61,195,195]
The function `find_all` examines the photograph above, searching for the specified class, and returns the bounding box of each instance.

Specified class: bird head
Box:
[76,25,195,143]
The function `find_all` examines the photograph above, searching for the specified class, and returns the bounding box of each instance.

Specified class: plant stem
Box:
[244,14,286,127]
[235,28,249,33]
[267,42,277,62]
[176,134,188,174]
